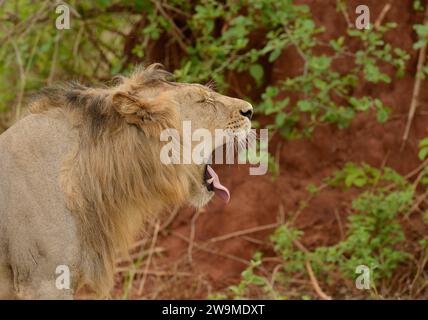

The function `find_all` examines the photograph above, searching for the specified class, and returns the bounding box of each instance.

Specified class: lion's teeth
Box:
[206,177,214,184]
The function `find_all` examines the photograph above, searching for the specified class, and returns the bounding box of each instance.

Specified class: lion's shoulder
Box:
[0,111,76,170]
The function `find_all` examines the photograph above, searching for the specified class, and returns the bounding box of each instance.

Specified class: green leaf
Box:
[268,48,282,62]
[418,147,428,161]
[275,112,286,127]
[297,100,313,112]
[249,64,264,86]
[418,138,428,161]
[418,138,428,148]
[376,107,390,123]
[314,79,327,90]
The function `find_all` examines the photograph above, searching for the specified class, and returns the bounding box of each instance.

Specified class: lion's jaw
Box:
[187,164,216,208]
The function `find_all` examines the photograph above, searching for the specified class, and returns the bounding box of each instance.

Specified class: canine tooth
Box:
[206,177,214,184]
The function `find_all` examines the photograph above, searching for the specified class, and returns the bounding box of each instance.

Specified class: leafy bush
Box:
[414,22,428,79]
[258,21,409,138]
[214,164,423,299]
[0,0,410,139]
[0,1,140,114]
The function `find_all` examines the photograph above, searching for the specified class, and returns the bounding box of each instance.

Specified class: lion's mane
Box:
[29,64,199,295]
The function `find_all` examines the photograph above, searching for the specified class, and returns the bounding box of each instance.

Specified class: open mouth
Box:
[202,129,251,203]
[204,165,230,203]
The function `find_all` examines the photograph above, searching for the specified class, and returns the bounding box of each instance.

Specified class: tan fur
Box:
[0,64,253,298]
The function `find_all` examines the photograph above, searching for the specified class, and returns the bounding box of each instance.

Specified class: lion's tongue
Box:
[206,165,230,203]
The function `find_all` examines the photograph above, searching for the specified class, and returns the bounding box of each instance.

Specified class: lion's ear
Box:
[112,92,154,125]
[112,92,178,135]
[112,92,145,116]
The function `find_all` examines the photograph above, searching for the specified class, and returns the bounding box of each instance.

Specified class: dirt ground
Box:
[95,0,428,299]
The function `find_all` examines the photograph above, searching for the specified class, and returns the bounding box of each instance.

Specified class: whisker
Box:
[247,129,258,141]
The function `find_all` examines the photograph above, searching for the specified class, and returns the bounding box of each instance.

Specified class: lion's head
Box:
[109,64,253,208]
[29,63,253,295]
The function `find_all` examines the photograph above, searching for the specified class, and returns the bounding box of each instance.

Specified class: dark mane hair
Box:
[29,63,176,139]
[30,63,175,108]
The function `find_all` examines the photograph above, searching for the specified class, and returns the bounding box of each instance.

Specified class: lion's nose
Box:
[239,107,253,120]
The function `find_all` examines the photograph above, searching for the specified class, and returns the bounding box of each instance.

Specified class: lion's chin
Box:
[187,184,215,208]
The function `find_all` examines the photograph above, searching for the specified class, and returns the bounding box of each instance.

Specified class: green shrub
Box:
[1,1,409,140]
[215,164,419,299]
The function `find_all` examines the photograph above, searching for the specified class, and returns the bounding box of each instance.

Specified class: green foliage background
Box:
[0,0,411,134]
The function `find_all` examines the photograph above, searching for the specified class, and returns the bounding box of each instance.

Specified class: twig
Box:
[116,269,192,277]
[338,3,352,28]
[151,0,188,53]
[129,208,179,251]
[84,24,111,69]
[405,157,428,180]
[162,2,191,18]
[290,241,334,299]
[305,260,332,300]
[72,24,84,69]
[208,222,280,243]
[269,264,284,299]
[415,280,428,297]
[92,21,127,37]
[384,156,428,191]
[47,33,60,85]
[0,1,50,47]
[278,203,286,224]
[25,29,42,76]
[410,248,428,296]
[188,209,203,264]
[333,209,345,240]
[292,238,310,254]
[138,221,160,296]
[241,236,268,245]
[116,247,165,265]
[172,231,250,266]
[413,165,428,190]
[160,206,179,231]
[11,39,25,120]
[410,188,428,214]
[284,26,308,75]
[401,5,428,151]
[374,3,391,29]
[129,238,149,250]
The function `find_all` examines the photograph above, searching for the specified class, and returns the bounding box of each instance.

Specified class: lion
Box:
[0,64,253,299]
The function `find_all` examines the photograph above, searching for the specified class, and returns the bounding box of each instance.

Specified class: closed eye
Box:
[196,97,216,106]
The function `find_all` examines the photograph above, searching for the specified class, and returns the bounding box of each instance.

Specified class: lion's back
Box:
[0,111,81,294]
